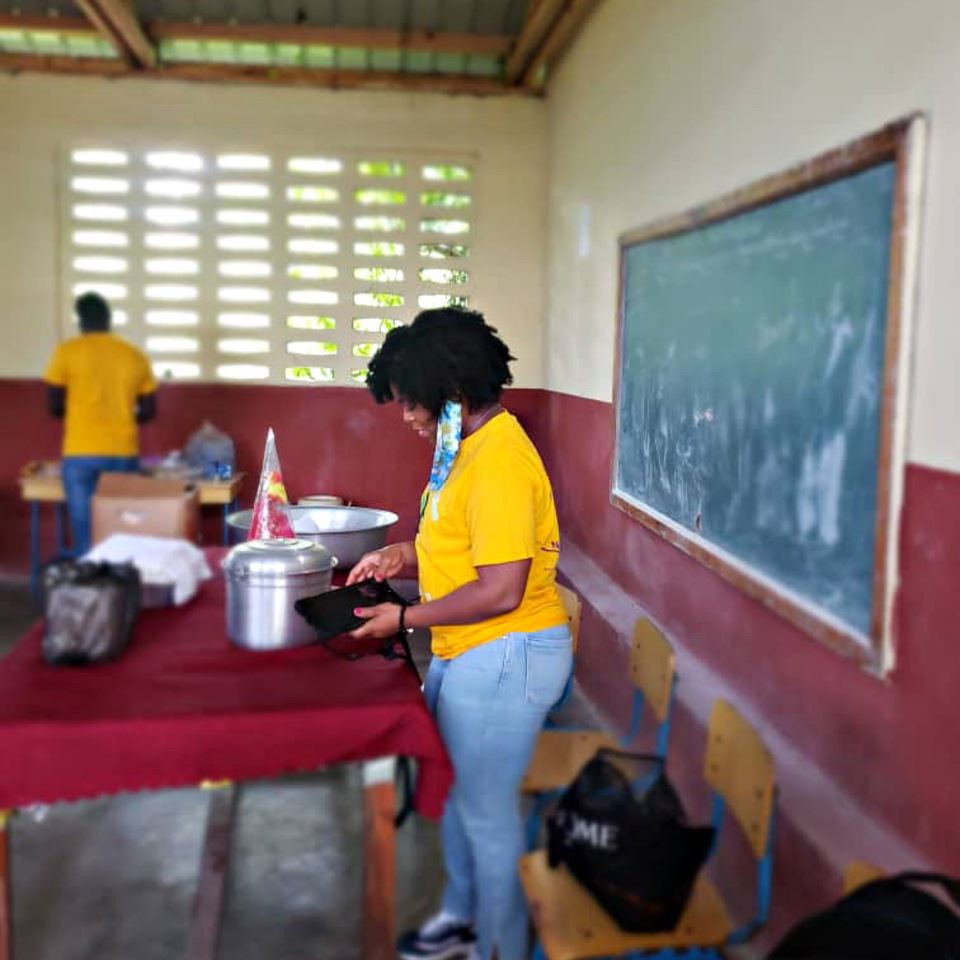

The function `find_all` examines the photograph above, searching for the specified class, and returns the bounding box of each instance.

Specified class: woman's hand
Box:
[346,542,414,585]
[349,603,403,640]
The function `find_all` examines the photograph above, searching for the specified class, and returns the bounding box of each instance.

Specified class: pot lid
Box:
[222,538,336,577]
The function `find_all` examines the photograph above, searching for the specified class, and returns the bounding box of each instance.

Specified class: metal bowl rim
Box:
[226,505,399,533]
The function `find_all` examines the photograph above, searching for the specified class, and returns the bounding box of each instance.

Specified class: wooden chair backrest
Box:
[556,584,582,654]
[628,618,676,722]
[843,861,884,894]
[704,699,776,858]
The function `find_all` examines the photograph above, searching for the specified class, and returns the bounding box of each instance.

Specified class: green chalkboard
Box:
[614,161,898,639]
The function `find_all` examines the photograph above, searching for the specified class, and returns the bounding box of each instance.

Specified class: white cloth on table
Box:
[84,534,212,605]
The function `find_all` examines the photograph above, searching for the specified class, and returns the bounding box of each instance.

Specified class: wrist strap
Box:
[399,605,413,634]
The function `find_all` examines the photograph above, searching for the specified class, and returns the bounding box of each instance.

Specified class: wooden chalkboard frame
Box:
[611,114,927,673]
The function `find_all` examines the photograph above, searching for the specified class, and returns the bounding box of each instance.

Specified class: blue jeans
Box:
[424,625,573,960]
[62,455,140,555]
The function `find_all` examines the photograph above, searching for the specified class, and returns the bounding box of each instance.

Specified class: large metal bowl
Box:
[226,506,399,569]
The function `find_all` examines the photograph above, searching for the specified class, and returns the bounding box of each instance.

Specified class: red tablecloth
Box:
[0,573,452,817]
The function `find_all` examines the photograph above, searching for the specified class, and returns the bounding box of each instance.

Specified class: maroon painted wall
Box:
[528,389,960,944]
[0,379,544,578]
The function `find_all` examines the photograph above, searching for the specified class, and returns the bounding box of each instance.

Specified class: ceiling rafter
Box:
[521,0,598,87]
[503,0,565,83]
[0,52,538,96]
[504,0,600,87]
[71,0,156,68]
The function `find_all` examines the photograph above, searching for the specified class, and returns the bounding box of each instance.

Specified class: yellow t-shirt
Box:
[416,411,568,659]
[44,333,157,457]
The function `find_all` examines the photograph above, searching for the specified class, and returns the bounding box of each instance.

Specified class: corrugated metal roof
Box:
[25,0,530,33]
[0,0,567,93]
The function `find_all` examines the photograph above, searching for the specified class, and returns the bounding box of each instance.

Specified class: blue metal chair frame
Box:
[528,788,777,960]
[525,677,678,851]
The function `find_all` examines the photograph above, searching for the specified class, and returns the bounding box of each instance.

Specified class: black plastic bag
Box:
[42,560,141,665]
[767,872,960,960]
[546,748,715,933]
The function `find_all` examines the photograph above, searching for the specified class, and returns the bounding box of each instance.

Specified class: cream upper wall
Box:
[0,73,547,386]
[544,0,960,472]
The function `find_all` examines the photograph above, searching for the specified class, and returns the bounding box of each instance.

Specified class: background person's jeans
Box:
[61,456,140,555]
[423,625,573,960]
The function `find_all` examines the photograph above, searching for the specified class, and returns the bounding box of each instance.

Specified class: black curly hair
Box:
[365,308,515,417]
[76,292,111,332]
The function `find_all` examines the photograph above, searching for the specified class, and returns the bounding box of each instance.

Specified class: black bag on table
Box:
[545,748,715,933]
[42,559,141,665]
[767,872,960,960]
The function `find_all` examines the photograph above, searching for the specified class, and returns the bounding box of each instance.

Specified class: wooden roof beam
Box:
[503,0,566,84]
[521,0,601,88]
[0,14,96,34]
[504,0,601,87]
[0,53,538,97]
[146,22,513,57]
[71,0,156,69]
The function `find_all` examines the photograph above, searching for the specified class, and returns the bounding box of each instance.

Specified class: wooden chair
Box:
[545,584,583,721]
[843,861,884,894]
[522,617,677,849]
[520,699,778,960]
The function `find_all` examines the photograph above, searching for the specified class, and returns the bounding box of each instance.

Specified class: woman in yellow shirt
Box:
[347,308,572,960]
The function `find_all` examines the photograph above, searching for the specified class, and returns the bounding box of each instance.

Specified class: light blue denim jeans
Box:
[424,624,573,960]
[62,455,140,555]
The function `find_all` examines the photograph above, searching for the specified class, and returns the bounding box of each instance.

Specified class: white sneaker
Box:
[397,910,478,960]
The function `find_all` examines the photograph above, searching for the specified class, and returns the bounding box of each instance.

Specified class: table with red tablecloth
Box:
[0,568,452,960]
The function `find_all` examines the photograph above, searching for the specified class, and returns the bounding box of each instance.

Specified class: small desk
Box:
[19,462,245,594]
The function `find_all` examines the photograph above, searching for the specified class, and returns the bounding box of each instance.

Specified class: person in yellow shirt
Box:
[347,308,572,960]
[44,293,158,554]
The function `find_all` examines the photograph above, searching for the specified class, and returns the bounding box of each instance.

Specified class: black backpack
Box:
[768,872,960,960]
[545,749,715,933]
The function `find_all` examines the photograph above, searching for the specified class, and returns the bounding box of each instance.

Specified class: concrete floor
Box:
[0,583,448,960]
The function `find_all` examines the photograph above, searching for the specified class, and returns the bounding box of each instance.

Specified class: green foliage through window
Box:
[355,292,404,308]
[355,241,405,257]
[353,318,403,334]
[420,268,468,284]
[421,192,472,209]
[421,219,469,235]
[420,243,469,259]
[354,267,404,283]
[355,216,405,232]
[358,161,406,178]
[287,315,336,330]
[288,185,339,203]
[352,343,381,358]
[286,366,334,382]
[356,189,406,206]
[286,341,338,356]
[422,165,472,182]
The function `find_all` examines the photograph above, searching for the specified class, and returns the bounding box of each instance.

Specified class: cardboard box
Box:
[92,474,200,546]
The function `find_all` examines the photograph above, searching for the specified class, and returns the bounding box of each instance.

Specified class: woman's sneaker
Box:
[396,910,478,960]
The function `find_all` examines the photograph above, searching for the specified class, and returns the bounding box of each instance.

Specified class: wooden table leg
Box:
[183,783,236,960]
[0,810,12,960]
[362,759,397,960]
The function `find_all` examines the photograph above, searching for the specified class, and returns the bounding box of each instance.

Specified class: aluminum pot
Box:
[222,538,337,651]
[227,505,398,569]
